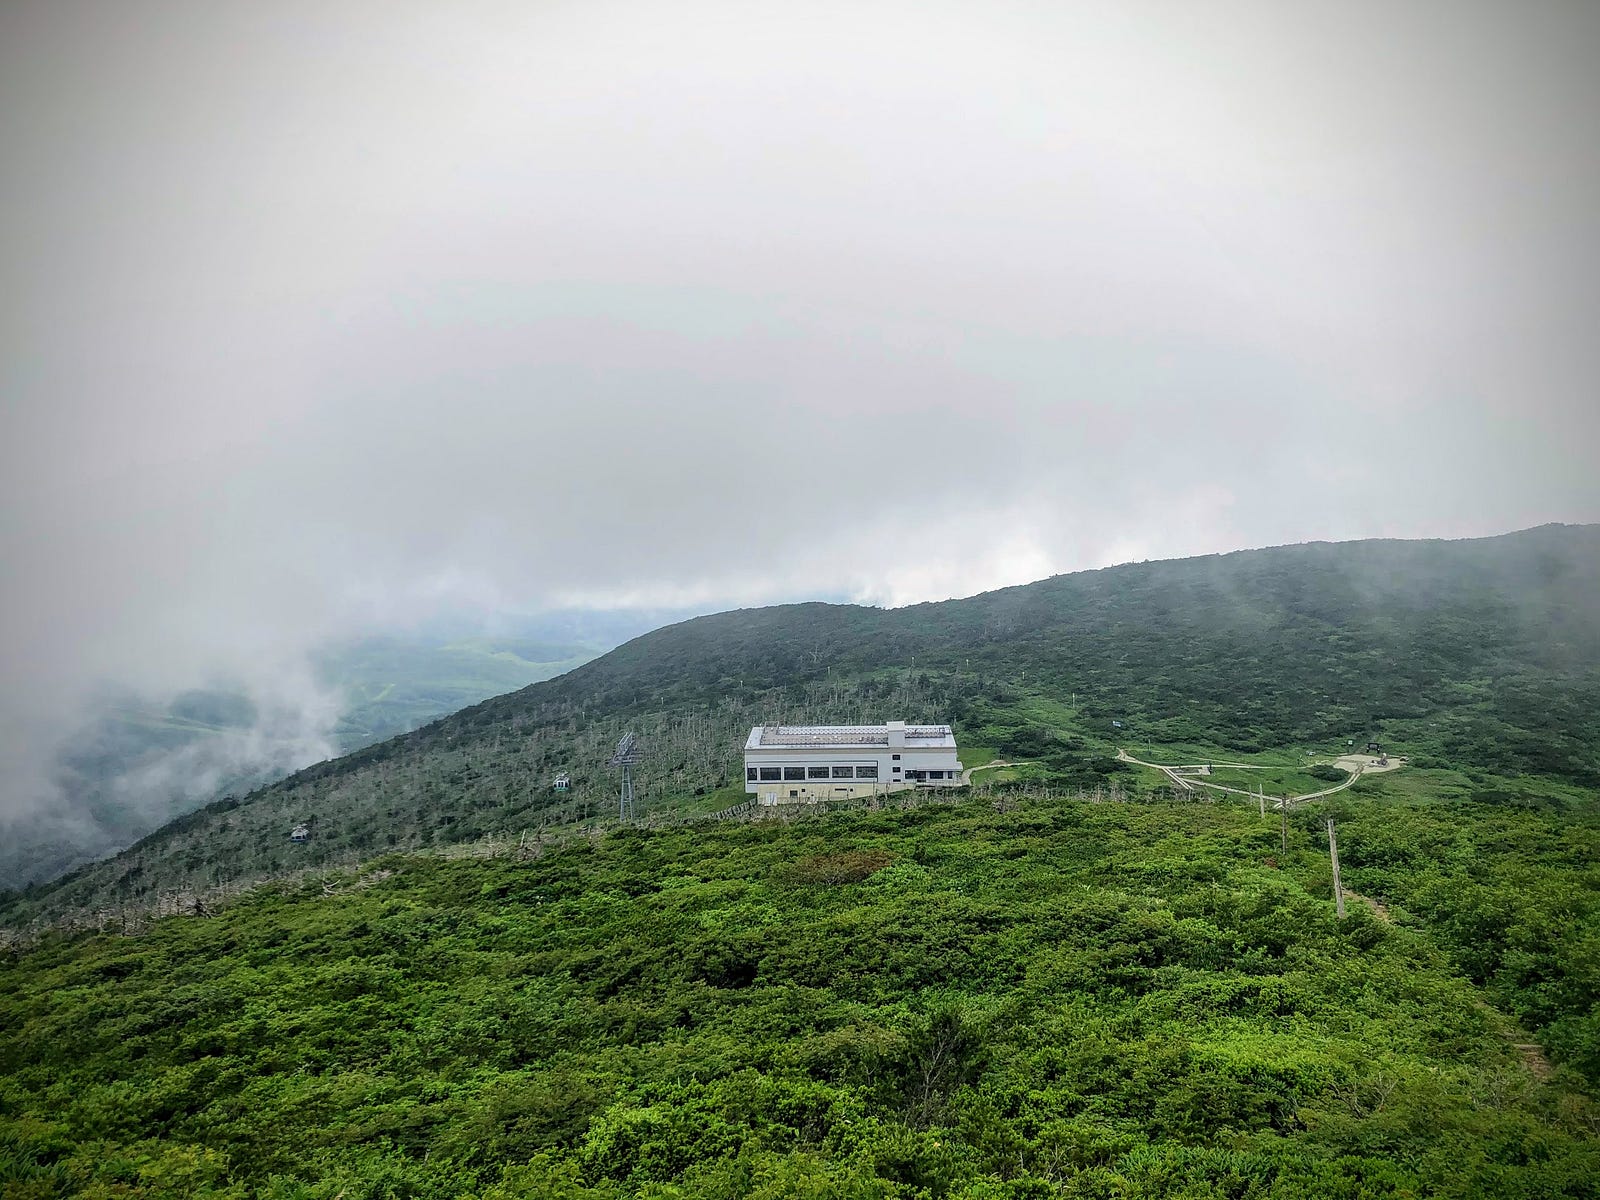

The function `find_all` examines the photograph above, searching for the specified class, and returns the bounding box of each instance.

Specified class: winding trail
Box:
[1115,749,1404,808]
[961,760,1035,785]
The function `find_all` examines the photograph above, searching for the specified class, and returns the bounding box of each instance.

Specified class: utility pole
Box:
[1327,818,1346,919]
[1258,784,1264,819]
[1280,796,1289,855]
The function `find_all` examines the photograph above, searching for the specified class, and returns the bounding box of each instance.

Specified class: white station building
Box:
[743,721,964,804]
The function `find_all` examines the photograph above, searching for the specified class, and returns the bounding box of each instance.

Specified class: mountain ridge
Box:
[6,522,1598,927]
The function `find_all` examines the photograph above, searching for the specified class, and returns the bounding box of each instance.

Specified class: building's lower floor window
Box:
[750,763,892,783]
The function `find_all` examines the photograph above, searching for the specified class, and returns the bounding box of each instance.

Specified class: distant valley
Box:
[0,609,698,890]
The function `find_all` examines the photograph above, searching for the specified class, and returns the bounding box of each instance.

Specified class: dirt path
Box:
[1115,748,1405,807]
[1468,998,1556,1081]
[961,760,1034,785]
[1115,750,1278,801]
[1293,755,1404,803]
[1510,1041,1554,1081]
[1341,886,1391,922]
[1292,765,1367,803]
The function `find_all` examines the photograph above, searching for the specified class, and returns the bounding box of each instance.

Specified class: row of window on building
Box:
[748,764,877,782]
[746,764,958,783]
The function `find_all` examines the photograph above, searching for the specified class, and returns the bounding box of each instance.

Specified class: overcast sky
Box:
[3,0,1599,819]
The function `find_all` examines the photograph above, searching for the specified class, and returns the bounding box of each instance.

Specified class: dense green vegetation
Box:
[4,796,1598,1199]
[1329,770,1600,1085]
[3,526,1599,1197]
[10,525,1597,925]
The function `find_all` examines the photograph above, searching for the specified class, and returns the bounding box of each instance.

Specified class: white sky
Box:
[2,0,1598,817]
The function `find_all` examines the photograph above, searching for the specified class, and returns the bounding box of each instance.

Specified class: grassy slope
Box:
[9,525,1599,923]
[3,797,1597,1199]
[5,527,1600,1197]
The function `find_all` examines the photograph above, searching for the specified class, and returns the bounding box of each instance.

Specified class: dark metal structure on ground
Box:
[609,733,642,820]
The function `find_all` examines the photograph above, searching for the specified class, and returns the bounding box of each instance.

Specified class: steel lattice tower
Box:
[609,732,642,821]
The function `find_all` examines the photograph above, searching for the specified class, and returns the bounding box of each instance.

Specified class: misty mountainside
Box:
[8,522,1598,928]
[6,525,1600,1200]
[0,613,692,891]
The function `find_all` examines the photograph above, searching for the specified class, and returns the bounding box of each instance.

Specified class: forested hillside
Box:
[6,524,1598,925]
[4,526,1600,1198]
[0,625,617,892]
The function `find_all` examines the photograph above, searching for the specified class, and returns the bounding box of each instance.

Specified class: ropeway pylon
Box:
[609,732,642,820]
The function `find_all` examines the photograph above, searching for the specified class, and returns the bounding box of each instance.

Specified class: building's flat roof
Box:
[745,722,957,751]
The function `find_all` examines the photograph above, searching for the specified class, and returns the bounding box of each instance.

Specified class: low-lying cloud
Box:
[2,0,1598,843]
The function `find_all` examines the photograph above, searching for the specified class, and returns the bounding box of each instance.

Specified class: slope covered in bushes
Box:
[7,524,1598,925]
[4,795,1598,1199]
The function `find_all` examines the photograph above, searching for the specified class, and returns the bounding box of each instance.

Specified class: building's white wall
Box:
[743,742,964,803]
